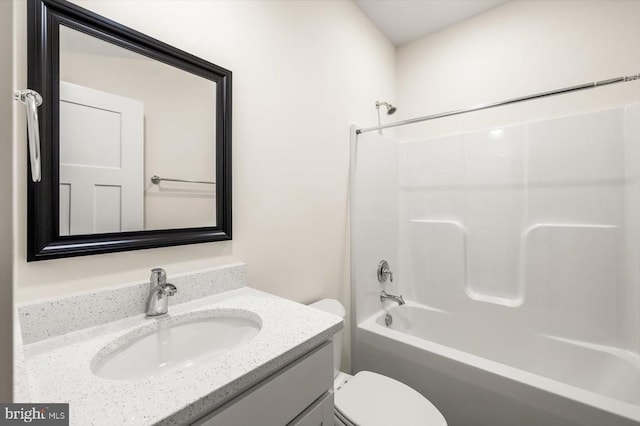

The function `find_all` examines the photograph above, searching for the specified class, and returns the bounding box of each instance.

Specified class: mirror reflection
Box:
[59,26,217,236]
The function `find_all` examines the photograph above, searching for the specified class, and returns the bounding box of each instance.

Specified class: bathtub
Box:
[354,304,640,426]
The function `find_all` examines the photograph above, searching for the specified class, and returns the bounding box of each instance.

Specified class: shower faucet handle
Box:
[377,260,393,283]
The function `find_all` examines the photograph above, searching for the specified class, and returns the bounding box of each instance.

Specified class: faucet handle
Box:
[150,268,167,286]
[162,283,178,296]
[377,260,393,283]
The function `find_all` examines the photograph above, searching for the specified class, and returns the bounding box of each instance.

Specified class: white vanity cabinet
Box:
[288,391,334,426]
[194,342,335,426]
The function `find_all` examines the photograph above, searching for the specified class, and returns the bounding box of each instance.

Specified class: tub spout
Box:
[380,290,405,306]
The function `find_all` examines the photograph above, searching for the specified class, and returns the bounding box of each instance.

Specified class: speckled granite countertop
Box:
[19,287,342,425]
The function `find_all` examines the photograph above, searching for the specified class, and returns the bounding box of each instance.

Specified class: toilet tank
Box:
[309,299,345,373]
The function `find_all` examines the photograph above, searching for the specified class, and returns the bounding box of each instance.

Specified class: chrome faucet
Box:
[145,268,177,316]
[380,290,405,306]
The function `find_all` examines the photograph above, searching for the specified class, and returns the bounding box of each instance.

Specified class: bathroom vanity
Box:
[195,343,334,426]
[15,264,342,425]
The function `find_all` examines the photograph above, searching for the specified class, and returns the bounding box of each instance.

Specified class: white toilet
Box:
[310,299,447,426]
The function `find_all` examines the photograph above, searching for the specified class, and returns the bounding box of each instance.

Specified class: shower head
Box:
[375,100,397,135]
[376,101,397,115]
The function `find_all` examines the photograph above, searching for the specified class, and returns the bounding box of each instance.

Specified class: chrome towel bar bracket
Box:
[14,89,43,182]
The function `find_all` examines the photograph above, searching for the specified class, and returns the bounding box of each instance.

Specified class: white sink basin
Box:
[91,309,261,380]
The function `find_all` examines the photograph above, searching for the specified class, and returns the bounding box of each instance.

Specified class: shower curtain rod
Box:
[356,73,640,135]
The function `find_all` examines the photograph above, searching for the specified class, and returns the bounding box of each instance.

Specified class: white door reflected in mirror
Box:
[59,82,144,235]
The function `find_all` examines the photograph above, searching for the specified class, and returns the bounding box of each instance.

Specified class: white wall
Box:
[0,0,14,403]
[12,1,396,369]
[396,0,640,140]
[391,0,640,353]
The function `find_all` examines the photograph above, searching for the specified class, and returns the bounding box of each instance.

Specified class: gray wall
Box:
[0,0,14,403]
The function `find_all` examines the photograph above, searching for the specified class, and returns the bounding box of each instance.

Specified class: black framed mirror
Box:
[27,0,232,261]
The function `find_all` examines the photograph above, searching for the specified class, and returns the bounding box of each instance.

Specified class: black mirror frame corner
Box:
[27,0,232,261]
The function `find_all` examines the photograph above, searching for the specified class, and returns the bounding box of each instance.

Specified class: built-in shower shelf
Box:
[409,218,526,307]
[408,219,621,309]
[464,290,523,307]
[523,223,618,234]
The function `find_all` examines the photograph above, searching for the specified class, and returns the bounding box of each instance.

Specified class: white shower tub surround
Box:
[356,304,640,426]
[352,103,640,426]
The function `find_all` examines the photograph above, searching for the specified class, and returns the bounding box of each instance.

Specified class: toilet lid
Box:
[335,371,447,426]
